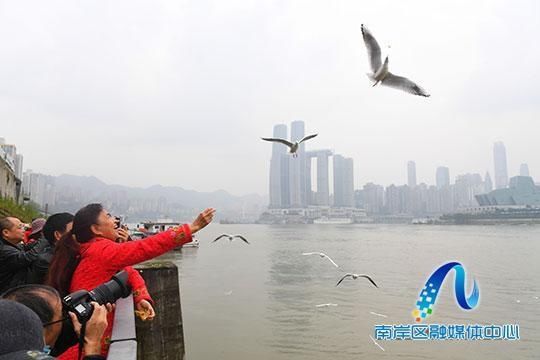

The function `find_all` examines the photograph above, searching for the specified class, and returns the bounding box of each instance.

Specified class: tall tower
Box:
[333,155,354,207]
[289,121,308,207]
[493,142,508,189]
[436,166,450,189]
[484,171,493,193]
[407,161,417,187]
[268,124,287,208]
[520,163,530,177]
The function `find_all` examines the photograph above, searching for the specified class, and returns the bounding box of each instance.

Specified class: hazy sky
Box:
[1,0,539,195]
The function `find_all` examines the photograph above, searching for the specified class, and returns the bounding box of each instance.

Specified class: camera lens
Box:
[89,270,131,305]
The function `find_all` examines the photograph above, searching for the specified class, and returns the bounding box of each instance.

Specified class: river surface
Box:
[168,224,539,359]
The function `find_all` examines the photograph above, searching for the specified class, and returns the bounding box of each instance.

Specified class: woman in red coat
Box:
[47,203,215,359]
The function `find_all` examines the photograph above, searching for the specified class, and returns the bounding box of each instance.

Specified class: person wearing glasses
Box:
[0,217,49,294]
[1,285,109,359]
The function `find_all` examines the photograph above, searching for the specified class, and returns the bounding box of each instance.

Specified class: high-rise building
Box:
[484,172,493,193]
[454,173,484,208]
[268,124,287,208]
[15,154,23,180]
[407,161,417,187]
[436,166,450,189]
[306,150,332,206]
[333,155,354,207]
[363,183,384,214]
[520,163,530,177]
[493,142,508,189]
[289,121,308,207]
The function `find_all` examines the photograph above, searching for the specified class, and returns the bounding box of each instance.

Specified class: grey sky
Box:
[1,0,539,195]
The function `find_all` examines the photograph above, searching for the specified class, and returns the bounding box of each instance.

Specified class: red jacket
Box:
[58,224,192,359]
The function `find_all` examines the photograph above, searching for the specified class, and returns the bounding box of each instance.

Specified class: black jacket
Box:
[0,237,49,294]
[28,239,55,285]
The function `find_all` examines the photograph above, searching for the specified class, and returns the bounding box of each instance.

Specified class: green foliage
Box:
[0,197,42,222]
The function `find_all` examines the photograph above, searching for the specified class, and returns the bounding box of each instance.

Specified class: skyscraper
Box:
[436,166,450,189]
[484,172,493,193]
[520,163,530,177]
[407,161,417,187]
[306,150,332,206]
[268,124,287,208]
[333,155,354,207]
[289,120,308,207]
[493,142,508,189]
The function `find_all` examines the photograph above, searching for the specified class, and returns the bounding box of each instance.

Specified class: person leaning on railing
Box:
[46,204,215,360]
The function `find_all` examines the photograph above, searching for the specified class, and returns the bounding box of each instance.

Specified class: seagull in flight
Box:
[261,134,318,157]
[302,252,340,269]
[369,334,385,352]
[361,24,430,97]
[336,273,378,288]
[369,311,388,318]
[316,303,338,308]
[213,234,250,244]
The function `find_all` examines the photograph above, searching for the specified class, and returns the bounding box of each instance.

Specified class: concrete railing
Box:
[108,294,137,359]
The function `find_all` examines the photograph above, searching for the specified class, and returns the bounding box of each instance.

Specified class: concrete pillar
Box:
[135,261,184,360]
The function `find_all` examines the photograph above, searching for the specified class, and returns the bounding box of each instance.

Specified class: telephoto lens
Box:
[89,270,131,304]
[63,270,132,323]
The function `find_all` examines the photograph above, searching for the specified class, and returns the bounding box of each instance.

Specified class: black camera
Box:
[114,216,122,229]
[62,270,131,323]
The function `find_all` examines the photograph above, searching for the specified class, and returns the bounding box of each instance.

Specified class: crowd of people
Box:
[0,204,215,360]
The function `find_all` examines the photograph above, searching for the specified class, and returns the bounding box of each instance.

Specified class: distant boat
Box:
[133,220,199,248]
[313,217,353,225]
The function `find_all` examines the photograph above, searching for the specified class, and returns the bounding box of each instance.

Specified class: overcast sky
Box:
[1,0,539,195]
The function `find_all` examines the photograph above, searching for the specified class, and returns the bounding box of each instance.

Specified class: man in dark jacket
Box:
[0,217,48,293]
[29,213,74,284]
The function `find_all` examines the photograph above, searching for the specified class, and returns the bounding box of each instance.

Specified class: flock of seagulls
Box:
[302,251,383,352]
[212,23,428,354]
[261,24,429,156]
[302,251,378,288]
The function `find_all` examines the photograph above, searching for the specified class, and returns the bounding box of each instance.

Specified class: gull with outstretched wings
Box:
[213,234,250,244]
[336,273,378,288]
[261,134,318,157]
[361,24,430,97]
[302,252,341,269]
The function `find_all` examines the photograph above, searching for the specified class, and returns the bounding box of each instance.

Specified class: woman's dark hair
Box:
[43,212,74,244]
[1,284,60,325]
[47,204,103,296]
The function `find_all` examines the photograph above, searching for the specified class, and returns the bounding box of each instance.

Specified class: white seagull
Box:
[261,134,318,157]
[369,311,388,318]
[336,273,378,288]
[316,303,338,308]
[369,334,385,352]
[302,252,340,269]
[213,234,250,244]
[361,24,430,97]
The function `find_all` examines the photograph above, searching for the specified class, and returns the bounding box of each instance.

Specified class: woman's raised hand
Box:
[190,208,216,233]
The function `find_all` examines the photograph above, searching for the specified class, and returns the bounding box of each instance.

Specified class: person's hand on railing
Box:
[190,208,216,234]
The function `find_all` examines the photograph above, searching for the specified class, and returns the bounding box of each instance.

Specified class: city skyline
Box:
[268,121,355,209]
[1,1,539,195]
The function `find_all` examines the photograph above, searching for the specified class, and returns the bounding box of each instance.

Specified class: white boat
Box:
[133,220,199,248]
[313,217,353,225]
[182,238,200,248]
